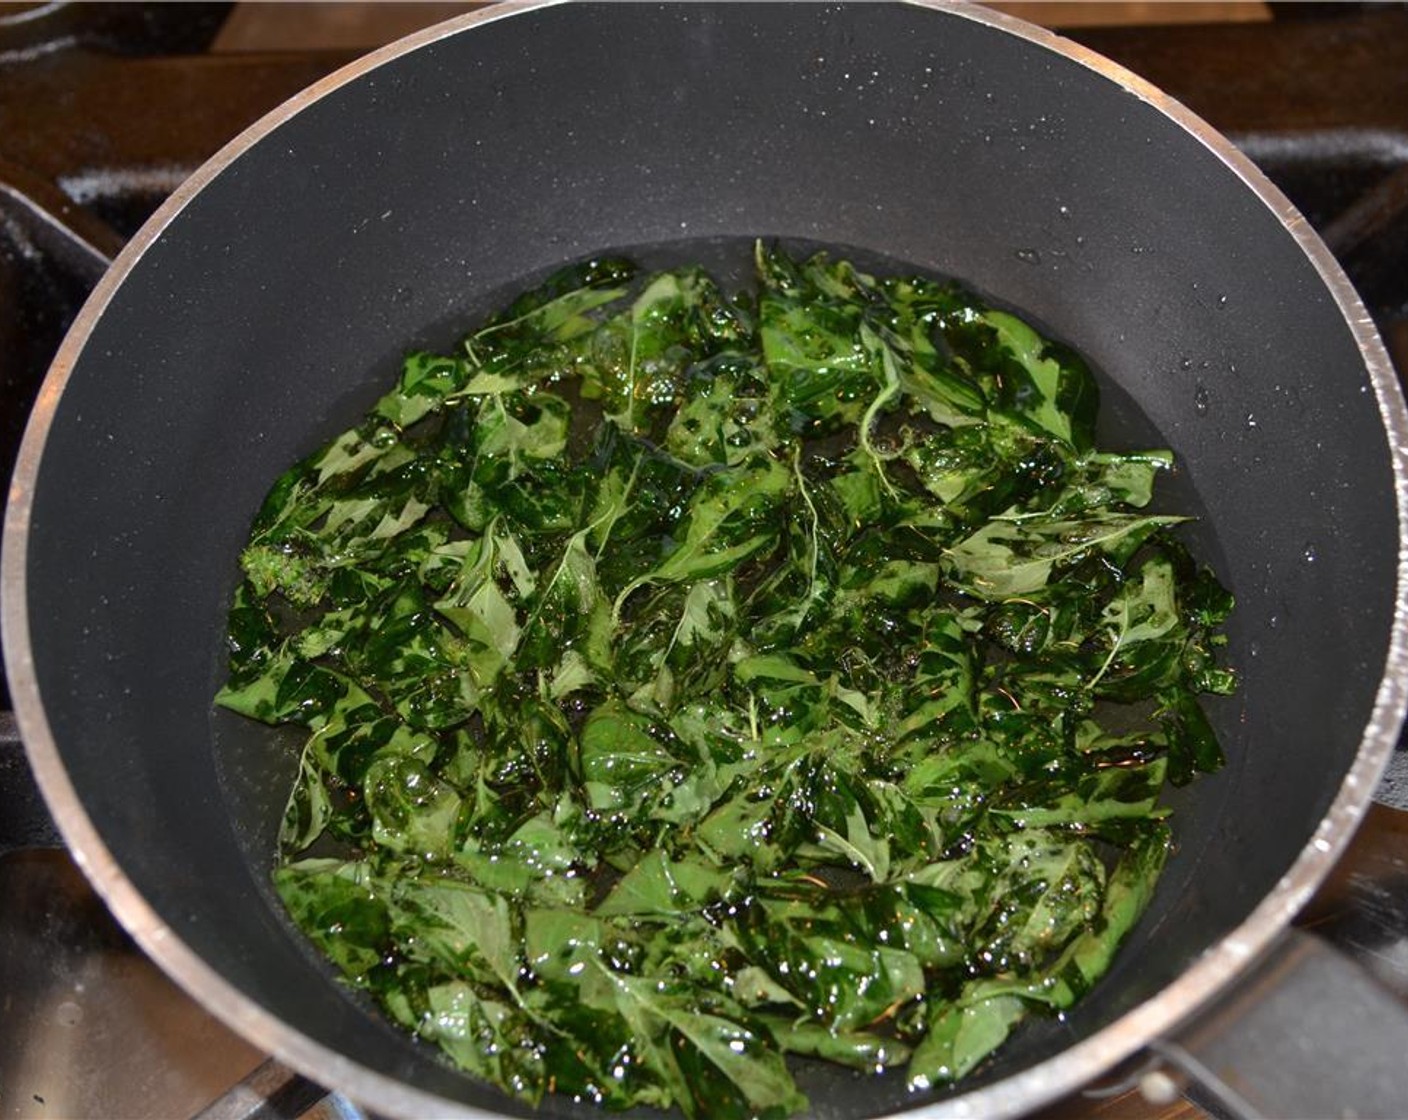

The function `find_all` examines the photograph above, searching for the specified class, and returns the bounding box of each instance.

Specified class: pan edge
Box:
[4,4,1407,1119]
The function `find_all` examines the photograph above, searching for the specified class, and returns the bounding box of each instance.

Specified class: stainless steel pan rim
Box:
[4,3,1406,1117]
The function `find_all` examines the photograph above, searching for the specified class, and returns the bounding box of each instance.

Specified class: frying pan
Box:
[4,2,1407,1117]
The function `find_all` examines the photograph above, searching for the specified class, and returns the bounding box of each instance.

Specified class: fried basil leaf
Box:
[221,243,1234,1118]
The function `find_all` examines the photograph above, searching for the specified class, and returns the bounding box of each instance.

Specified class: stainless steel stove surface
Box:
[3,4,1408,1120]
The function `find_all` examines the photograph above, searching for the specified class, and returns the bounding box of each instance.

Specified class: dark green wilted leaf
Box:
[219,243,1234,1118]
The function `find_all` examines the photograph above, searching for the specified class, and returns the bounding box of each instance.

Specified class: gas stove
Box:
[2,5,1407,1119]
